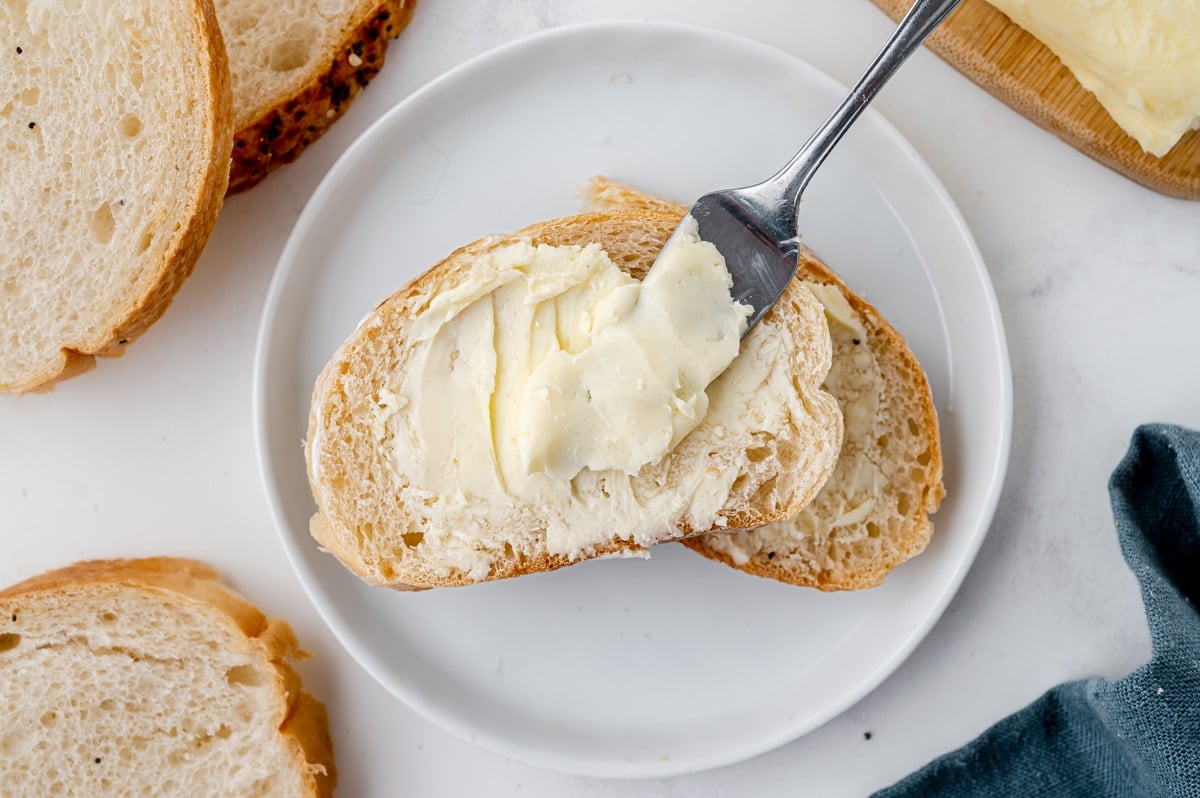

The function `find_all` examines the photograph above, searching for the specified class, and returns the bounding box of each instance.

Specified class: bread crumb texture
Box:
[0,558,334,797]
[0,0,232,392]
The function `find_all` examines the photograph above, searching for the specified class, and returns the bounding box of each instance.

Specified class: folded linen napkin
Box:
[875,424,1200,798]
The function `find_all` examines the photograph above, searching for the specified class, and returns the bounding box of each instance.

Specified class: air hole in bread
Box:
[775,442,799,470]
[2,277,16,295]
[746,445,771,463]
[100,611,117,623]
[129,63,144,90]
[876,434,889,449]
[0,101,12,118]
[907,417,920,436]
[897,493,911,516]
[917,449,931,466]
[137,229,153,253]
[910,467,925,483]
[100,699,116,711]
[0,632,21,652]
[19,87,38,106]
[40,711,56,727]
[730,473,749,495]
[119,113,142,138]
[226,12,257,36]
[269,30,315,73]
[88,203,116,245]
[866,522,881,539]
[402,532,424,548]
[751,476,778,509]
[225,664,266,688]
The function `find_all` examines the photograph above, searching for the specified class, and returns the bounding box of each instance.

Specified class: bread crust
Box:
[4,0,233,394]
[227,0,417,193]
[0,558,336,797]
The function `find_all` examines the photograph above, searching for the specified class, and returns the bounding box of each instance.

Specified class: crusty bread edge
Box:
[685,250,945,590]
[8,0,234,394]
[0,557,336,797]
[228,0,417,193]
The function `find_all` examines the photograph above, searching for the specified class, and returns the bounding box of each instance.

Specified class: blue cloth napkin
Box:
[875,424,1200,798]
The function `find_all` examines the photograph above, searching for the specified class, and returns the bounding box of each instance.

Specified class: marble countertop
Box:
[3,1,1199,795]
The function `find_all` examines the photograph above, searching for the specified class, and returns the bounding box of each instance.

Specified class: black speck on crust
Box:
[351,40,365,56]
[864,731,873,741]
[16,46,22,54]
[27,121,35,129]
[852,338,861,345]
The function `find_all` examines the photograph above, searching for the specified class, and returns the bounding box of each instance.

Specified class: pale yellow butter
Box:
[988,0,1200,156]
[519,216,749,479]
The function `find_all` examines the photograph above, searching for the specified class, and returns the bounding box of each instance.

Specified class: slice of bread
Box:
[0,558,335,797]
[306,211,844,589]
[0,0,233,393]
[585,178,945,590]
[219,0,417,193]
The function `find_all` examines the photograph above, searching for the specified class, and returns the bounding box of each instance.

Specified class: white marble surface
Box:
[3,1,1198,795]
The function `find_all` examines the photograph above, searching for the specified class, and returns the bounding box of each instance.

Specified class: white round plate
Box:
[255,21,1011,779]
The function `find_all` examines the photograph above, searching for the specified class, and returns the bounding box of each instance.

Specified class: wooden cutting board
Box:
[871,0,1200,200]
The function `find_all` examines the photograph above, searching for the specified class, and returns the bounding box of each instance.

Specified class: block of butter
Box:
[988,0,1200,156]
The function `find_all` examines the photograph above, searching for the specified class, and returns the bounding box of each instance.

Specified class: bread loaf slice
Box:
[306,211,844,589]
[0,558,335,797]
[0,0,233,393]
[219,0,417,192]
[585,178,945,590]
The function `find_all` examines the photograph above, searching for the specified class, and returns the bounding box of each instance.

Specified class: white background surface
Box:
[2,1,1198,795]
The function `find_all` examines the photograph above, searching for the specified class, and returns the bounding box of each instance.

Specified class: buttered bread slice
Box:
[306,211,844,589]
[585,178,944,590]
[0,0,232,392]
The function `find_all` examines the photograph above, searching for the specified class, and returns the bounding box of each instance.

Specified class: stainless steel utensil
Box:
[663,0,963,335]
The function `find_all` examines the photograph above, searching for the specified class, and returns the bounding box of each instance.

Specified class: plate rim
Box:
[253,18,1013,779]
